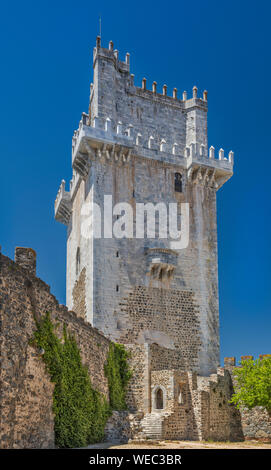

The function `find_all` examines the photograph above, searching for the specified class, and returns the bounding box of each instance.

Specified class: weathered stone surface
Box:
[59,39,233,377]
[0,251,110,449]
[1,249,270,447]
[14,247,36,275]
[1,38,269,449]
[72,267,87,319]
[116,287,201,370]
[124,347,245,442]
[104,411,143,443]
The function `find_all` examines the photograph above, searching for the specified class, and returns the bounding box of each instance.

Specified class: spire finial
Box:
[99,16,102,39]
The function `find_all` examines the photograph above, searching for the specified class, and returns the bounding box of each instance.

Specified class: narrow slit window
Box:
[175,172,182,193]
[76,247,80,276]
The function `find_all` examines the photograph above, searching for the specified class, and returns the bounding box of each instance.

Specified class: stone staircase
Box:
[140,413,164,439]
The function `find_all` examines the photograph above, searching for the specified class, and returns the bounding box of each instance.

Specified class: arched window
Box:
[174,172,182,193]
[76,247,80,276]
[155,388,164,409]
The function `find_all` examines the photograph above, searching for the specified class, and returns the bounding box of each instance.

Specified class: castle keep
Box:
[55,36,233,378]
[53,36,239,439]
[1,37,270,448]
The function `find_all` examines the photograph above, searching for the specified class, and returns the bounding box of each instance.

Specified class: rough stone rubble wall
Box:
[125,344,150,413]
[0,252,110,449]
[1,249,270,447]
[159,371,205,441]
[117,286,201,370]
[239,407,271,440]
[150,369,243,442]
[124,344,268,442]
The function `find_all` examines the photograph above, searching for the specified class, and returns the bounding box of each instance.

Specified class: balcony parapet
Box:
[55,180,72,225]
[146,248,179,281]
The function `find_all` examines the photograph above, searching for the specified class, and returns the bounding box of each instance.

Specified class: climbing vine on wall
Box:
[104,343,133,411]
[32,313,110,448]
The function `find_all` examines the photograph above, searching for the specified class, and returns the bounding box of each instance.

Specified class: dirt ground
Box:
[87,439,271,450]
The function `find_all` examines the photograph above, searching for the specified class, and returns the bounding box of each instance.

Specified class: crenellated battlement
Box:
[55,107,234,220]
[55,37,234,228]
[89,36,212,158]
[92,36,207,109]
[93,36,130,73]
[224,355,271,368]
[133,78,207,108]
[70,112,233,180]
[208,146,234,164]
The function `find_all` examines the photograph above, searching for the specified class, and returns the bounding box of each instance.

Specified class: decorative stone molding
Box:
[146,248,178,281]
[71,115,234,185]
[72,151,91,179]
[187,166,219,189]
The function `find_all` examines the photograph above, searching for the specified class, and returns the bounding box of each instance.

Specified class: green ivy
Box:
[32,313,110,448]
[104,343,132,411]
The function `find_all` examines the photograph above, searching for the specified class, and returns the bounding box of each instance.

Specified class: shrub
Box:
[230,356,271,414]
[33,313,110,448]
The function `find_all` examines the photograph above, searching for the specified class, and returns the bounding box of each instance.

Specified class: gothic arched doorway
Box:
[155,388,164,409]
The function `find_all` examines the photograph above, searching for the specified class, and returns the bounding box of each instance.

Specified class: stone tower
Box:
[55,37,233,376]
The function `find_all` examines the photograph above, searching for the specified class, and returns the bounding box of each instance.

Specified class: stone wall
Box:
[239,407,271,441]
[125,344,149,413]
[1,247,270,447]
[0,250,110,449]
[72,267,87,319]
[67,153,221,376]
[136,368,244,442]
[116,286,201,370]
[105,411,143,443]
[150,343,185,371]
[124,343,244,442]
[125,342,191,415]
[198,368,244,441]
[14,247,36,275]
[161,371,204,441]
[123,343,250,443]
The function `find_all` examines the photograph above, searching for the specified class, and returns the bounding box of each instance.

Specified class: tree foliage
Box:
[230,356,271,413]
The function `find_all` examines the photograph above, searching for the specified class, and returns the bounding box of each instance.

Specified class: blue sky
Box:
[0,0,270,363]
